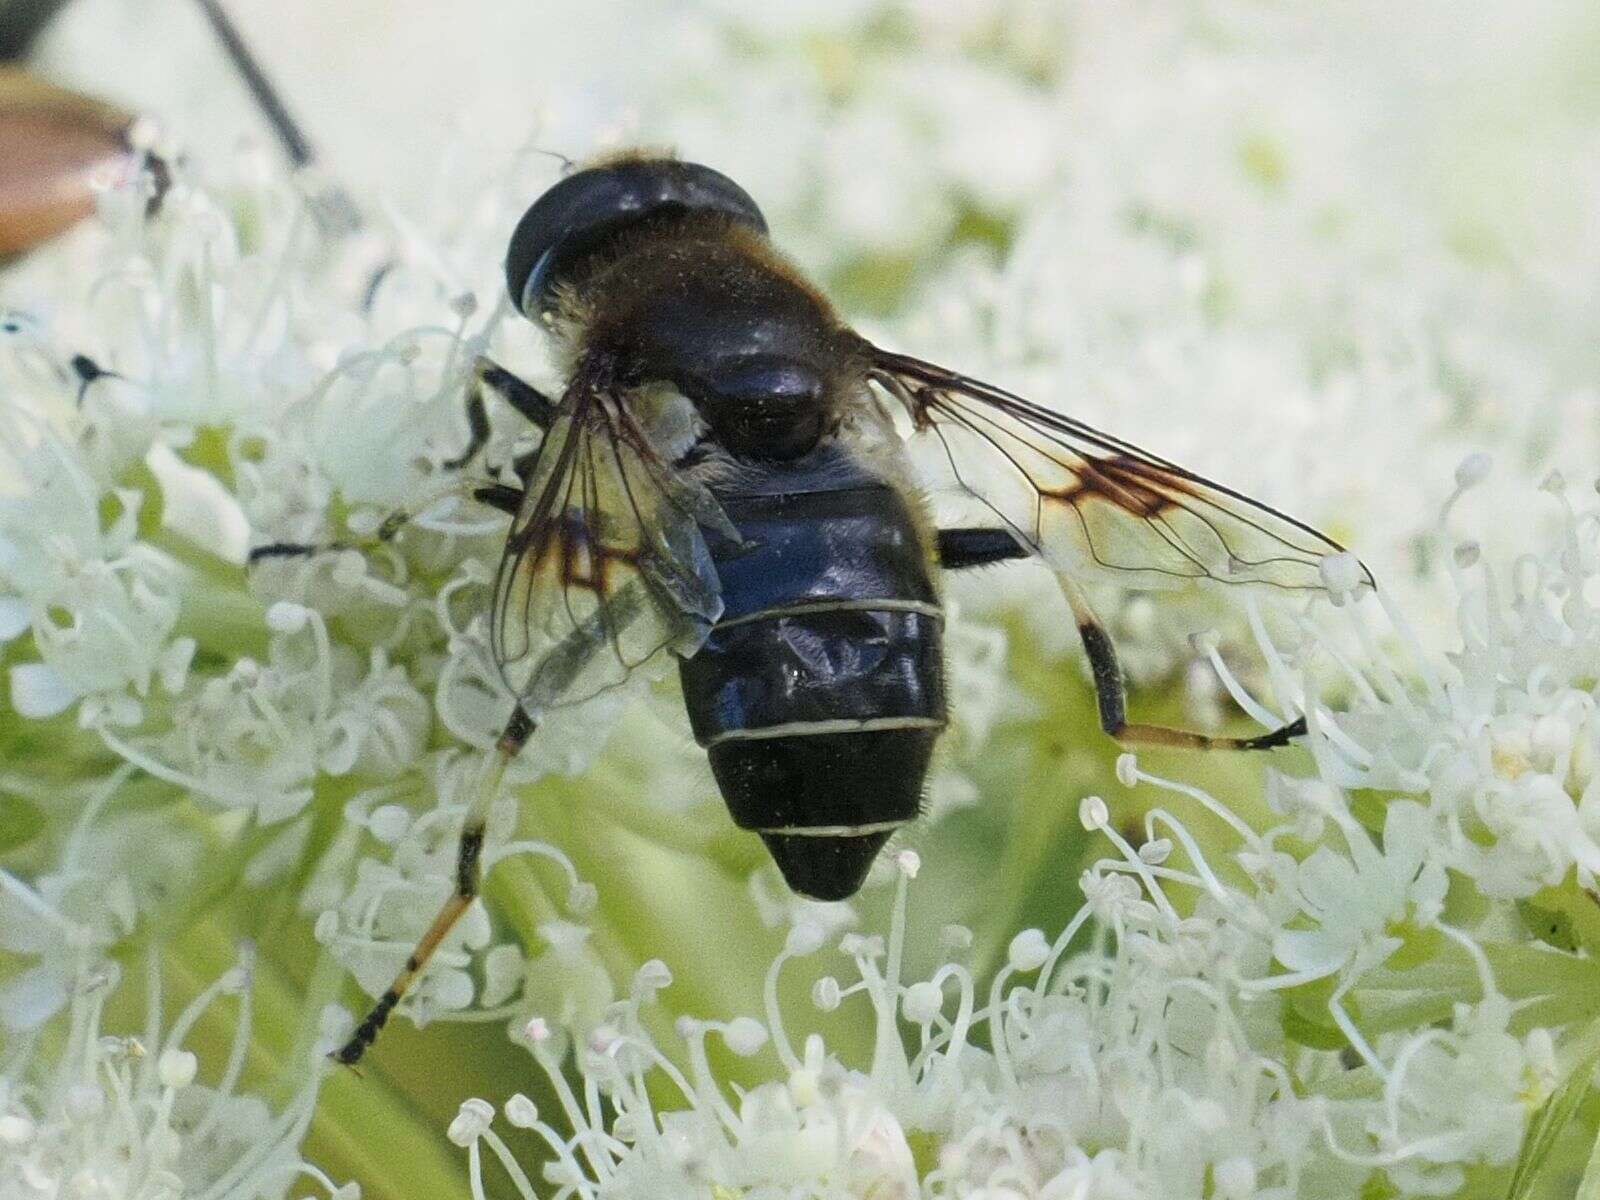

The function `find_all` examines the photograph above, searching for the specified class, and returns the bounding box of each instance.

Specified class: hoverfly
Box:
[253,152,1370,1065]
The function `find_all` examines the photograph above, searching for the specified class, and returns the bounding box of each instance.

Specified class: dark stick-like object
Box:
[190,0,313,167]
[190,0,360,231]
[0,0,69,61]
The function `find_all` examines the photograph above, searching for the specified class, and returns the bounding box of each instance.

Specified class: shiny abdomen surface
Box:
[678,463,946,899]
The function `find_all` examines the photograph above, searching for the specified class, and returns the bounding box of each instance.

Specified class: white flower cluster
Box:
[26,0,1600,719]
[0,410,189,725]
[0,873,343,1200]
[439,479,1600,1198]
[0,116,1034,1046]
[449,832,1537,1198]
[455,512,1599,1196]
[0,156,1011,1089]
[1297,473,1600,903]
[4,2,1599,1197]
[0,147,605,1035]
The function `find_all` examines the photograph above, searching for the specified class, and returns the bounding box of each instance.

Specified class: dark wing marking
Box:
[490,355,735,712]
[863,342,1372,594]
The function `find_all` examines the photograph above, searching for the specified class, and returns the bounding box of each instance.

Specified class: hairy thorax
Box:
[564,221,867,460]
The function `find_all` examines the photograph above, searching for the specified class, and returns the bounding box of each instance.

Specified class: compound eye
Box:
[504,158,767,319]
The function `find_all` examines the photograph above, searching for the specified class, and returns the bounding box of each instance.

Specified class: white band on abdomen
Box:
[703,715,946,748]
[754,819,907,837]
[713,598,943,632]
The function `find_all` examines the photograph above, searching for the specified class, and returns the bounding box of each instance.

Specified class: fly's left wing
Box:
[491,356,738,713]
[862,342,1371,595]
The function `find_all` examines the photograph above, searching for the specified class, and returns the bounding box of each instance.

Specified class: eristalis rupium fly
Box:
[253,152,1369,1066]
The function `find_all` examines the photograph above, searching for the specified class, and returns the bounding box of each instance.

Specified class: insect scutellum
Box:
[255,149,1368,1066]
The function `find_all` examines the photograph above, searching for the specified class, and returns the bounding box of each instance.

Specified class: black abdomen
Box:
[678,468,945,900]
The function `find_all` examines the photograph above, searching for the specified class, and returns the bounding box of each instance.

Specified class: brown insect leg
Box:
[332,705,537,1067]
[1057,573,1304,753]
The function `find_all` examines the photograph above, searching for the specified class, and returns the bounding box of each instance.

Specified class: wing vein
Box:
[487,356,725,712]
[861,340,1372,594]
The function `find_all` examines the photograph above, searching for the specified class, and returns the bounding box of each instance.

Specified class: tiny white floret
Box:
[786,922,826,957]
[157,1048,197,1089]
[1116,754,1139,788]
[1007,928,1050,972]
[522,1016,551,1043]
[505,1093,539,1129]
[812,976,842,1011]
[144,441,250,564]
[1079,794,1109,831]
[0,1115,34,1146]
[722,1017,768,1056]
[1318,551,1363,599]
[265,602,311,634]
[447,1098,495,1147]
[902,980,943,1024]
[1455,452,1492,489]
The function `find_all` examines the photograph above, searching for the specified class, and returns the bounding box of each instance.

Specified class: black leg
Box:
[248,480,500,564]
[333,706,537,1066]
[140,151,173,218]
[442,356,558,473]
[360,261,395,313]
[252,360,550,562]
[476,356,558,431]
[192,0,315,168]
[442,385,493,471]
[248,503,411,564]
[941,528,1302,750]
[249,540,339,562]
[471,483,523,516]
[249,361,547,563]
[189,0,359,232]
[1056,571,1304,752]
[938,527,1030,571]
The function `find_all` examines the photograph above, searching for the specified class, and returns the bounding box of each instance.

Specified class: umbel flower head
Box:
[449,481,1600,1199]
[5,2,1600,1195]
[0,131,1056,1193]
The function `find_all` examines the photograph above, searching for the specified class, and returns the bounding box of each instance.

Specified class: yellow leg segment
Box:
[331,707,534,1066]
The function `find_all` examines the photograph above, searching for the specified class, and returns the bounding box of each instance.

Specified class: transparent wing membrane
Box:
[491,361,727,712]
[866,344,1371,595]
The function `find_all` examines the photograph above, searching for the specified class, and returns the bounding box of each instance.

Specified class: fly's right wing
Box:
[490,356,739,713]
[863,342,1371,596]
